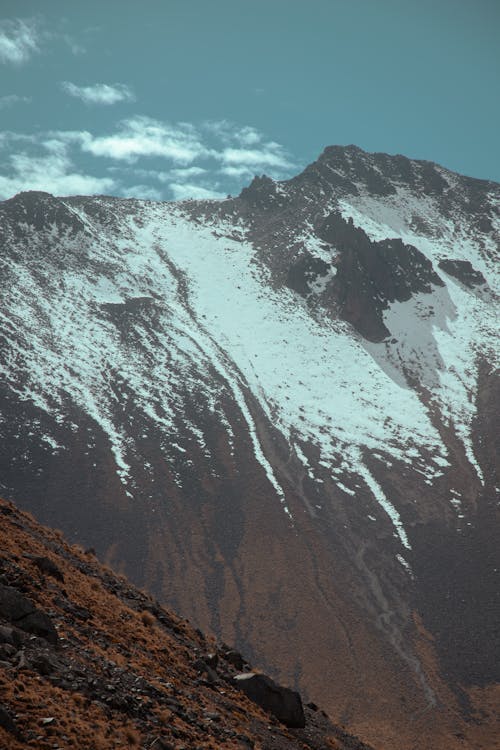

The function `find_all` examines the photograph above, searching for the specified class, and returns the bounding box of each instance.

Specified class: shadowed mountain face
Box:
[0,146,499,750]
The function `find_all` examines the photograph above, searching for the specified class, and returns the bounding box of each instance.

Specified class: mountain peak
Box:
[0,145,498,750]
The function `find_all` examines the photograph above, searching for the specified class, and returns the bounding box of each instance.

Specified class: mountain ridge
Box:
[0,144,498,749]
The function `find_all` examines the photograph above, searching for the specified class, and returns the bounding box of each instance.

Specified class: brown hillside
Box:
[0,497,375,750]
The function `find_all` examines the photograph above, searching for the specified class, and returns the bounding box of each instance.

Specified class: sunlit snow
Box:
[1,183,497,546]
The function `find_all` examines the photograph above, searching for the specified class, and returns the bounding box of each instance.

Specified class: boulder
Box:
[0,584,58,644]
[0,625,15,644]
[224,649,245,670]
[0,705,18,736]
[31,556,65,582]
[233,672,305,728]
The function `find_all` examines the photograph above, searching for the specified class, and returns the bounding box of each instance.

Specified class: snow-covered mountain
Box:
[1,145,499,749]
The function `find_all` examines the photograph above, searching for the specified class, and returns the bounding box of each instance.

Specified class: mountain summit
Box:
[0,146,498,749]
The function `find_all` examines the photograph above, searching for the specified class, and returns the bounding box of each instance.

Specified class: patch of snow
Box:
[1,185,496,537]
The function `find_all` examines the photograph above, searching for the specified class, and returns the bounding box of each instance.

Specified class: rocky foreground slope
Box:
[0,497,376,750]
[0,145,499,748]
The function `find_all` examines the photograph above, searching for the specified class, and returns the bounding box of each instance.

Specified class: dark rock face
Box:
[286,255,331,297]
[234,672,306,728]
[438,259,487,288]
[239,175,280,209]
[318,211,444,340]
[2,191,84,235]
[0,584,58,644]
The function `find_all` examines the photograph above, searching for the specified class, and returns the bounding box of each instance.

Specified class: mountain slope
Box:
[0,497,375,750]
[0,146,498,749]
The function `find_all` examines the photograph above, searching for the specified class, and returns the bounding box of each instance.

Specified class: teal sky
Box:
[1,0,499,200]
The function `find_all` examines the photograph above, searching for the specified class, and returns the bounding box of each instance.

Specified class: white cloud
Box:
[169,183,226,201]
[234,126,262,146]
[218,165,256,179]
[203,121,294,175]
[169,166,207,179]
[78,117,210,164]
[0,94,31,109]
[221,146,292,170]
[0,118,297,201]
[61,82,135,105]
[0,18,40,65]
[0,140,115,199]
[204,120,262,147]
[120,184,163,201]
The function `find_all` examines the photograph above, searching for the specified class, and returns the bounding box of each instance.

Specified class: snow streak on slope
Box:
[336,191,499,486]
[2,189,495,546]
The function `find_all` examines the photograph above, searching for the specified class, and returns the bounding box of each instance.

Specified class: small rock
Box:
[204,652,218,669]
[0,704,18,736]
[17,650,29,669]
[152,741,175,750]
[224,650,245,670]
[31,653,57,676]
[235,735,255,749]
[204,711,221,722]
[204,665,219,683]
[0,643,16,659]
[0,625,15,644]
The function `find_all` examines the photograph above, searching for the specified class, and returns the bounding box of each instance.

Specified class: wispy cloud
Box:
[169,183,226,201]
[205,121,262,147]
[0,118,297,201]
[204,119,294,174]
[221,146,292,170]
[67,117,294,172]
[60,34,86,56]
[0,18,41,64]
[0,94,31,109]
[120,184,163,201]
[77,117,209,164]
[61,82,135,105]
[0,135,115,199]
[169,166,207,179]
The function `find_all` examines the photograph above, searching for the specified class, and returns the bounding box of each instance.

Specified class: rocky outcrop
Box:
[438,259,487,288]
[286,254,331,296]
[317,211,444,340]
[0,584,58,645]
[234,672,306,728]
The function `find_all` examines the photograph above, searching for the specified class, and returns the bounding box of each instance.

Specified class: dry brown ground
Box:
[0,497,374,750]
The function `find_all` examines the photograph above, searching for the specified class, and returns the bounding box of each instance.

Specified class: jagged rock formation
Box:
[0,145,499,749]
